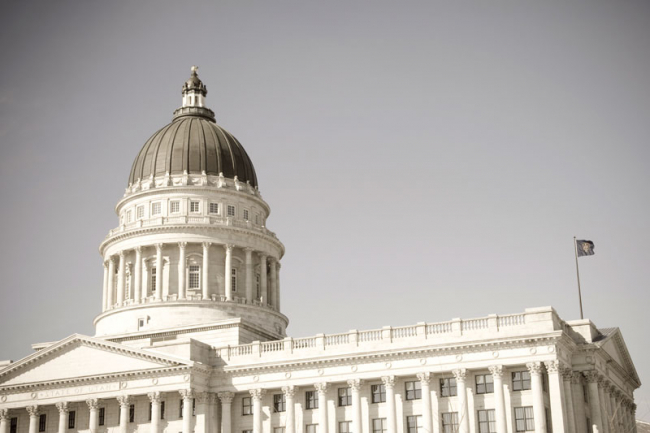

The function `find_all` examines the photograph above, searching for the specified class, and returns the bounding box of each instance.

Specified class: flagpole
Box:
[573,236,584,320]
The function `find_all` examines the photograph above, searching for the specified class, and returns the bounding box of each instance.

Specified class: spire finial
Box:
[191,65,198,74]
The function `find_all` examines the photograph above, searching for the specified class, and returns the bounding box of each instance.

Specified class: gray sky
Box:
[1,0,649,421]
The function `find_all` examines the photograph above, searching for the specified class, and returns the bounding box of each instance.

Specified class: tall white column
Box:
[544,361,566,433]
[245,248,254,303]
[610,391,621,432]
[488,365,507,433]
[195,392,209,433]
[315,383,330,433]
[526,362,547,433]
[134,246,142,303]
[259,254,268,305]
[597,377,610,433]
[224,244,233,300]
[348,379,363,433]
[276,262,281,311]
[559,368,576,433]
[416,373,432,433]
[148,392,162,433]
[584,372,603,433]
[87,399,99,433]
[118,395,132,433]
[180,389,194,433]
[570,373,587,433]
[107,257,116,308]
[603,384,614,433]
[250,389,266,433]
[451,369,469,433]
[26,406,39,433]
[102,261,109,311]
[178,242,187,299]
[56,402,68,433]
[382,376,397,433]
[283,386,297,433]
[218,392,234,433]
[117,251,126,304]
[208,393,218,433]
[155,244,163,301]
[0,409,9,433]
[269,259,277,309]
[202,242,211,300]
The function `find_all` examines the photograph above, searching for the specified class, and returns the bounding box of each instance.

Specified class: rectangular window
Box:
[475,374,494,394]
[243,209,249,221]
[151,267,157,294]
[227,205,236,217]
[440,377,457,397]
[255,214,260,225]
[189,265,200,289]
[161,401,165,420]
[441,413,458,433]
[38,414,46,433]
[256,274,261,299]
[129,404,135,423]
[137,205,144,219]
[306,391,318,409]
[209,203,219,214]
[98,409,105,426]
[126,210,133,223]
[339,421,351,433]
[149,402,152,421]
[190,201,200,213]
[151,202,161,216]
[371,384,386,403]
[338,387,352,406]
[170,201,180,213]
[273,394,286,413]
[405,381,422,400]
[477,410,496,433]
[514,407,534,432]
[231,268,237,292]
[180,399,183,418]
[372,419,386,433]
[306,425,318,433]
[406,416,423,433]
[9,418,17,433]
[242,396,253,415]
[68,411,76,429]
[512,371,532,391]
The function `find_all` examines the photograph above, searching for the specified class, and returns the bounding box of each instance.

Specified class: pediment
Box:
[596,328,641,387]
[0,334,192,387]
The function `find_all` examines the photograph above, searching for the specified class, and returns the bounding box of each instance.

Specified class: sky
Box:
[1,0,649,422]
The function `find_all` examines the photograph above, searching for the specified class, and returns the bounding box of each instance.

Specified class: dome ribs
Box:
[204,123,220,175]
[187,118,202,174]
[197,119,208,174]
[129,125,166,185]
[169,119,187,175]
[213,125,236,180]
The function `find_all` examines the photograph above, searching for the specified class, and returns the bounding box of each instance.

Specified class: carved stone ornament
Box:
[86,399,99,411]
[347,379,363,391]
[249,389,267,401]
[583,370,600,383]
[544,360,560,374]
[195,392,209,404]
[55,402,69,413]
[526,362,543,375]
[571,371,584,385]
[452,369,467,382]
[560,367,574,381]
[314,383,330,393]
[381,376,395,389]
[179,389,194,400]
[0,409,10,421]
[416,372,431,385]
[26,406,40,417]
[148,392,162,404]
[217,392,235,404]
[488,365,504,379]
[117,395,132,408]
[282,386,296,397]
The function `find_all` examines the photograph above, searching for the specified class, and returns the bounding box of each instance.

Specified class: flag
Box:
[576,240,595,257]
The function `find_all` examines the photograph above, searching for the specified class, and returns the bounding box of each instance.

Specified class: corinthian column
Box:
[245,248,254,303]
[178,242,187,299]
[55,402,68,433]
[452,369,469,433]
[489,365,507,433]
[134,246,142,303]
[0,409,9,433]
[544,361,566,433]
[416,374,432,433]
[179,389,194,433]
[559,368,576,433]
[597,377,611,433]
[382,376,396,433]
[87,399,99,433]
[155,244,163,300]
[348,379,364,433]
[117,395,132,433]
[26,406,39,433]
[571,372,587,433]
[224,244,233,300]
[148,392,162,433]
[250,389,266,433]
[315,383,330,433]
[195,392,209,433]
[117,251,126,304]
[107,257,116,308]
[526,362,547,433]
[202,242,211,300]
[283,386,297,433]
[259,254,268,305]
[218,392,235,433]
[102,261,109,311]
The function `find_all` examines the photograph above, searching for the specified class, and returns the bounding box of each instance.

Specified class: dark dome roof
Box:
[128,115,258,187]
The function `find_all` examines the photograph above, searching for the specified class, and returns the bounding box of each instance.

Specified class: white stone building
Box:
[0,69,640,433]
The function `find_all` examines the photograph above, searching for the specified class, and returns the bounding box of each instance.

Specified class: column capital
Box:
[244,247,254,254]
[117,395,132,408]
[544,360,561,374]
[155,243,164,252]
[26,406,39,417]
[103,261,109,269]
[179,389,194,400]
[202,242,212,249]
[381,376,395,389]
[282,386,297,397]
[314,382,330,393]
[55,401,69,413]
[348,379,364,391]
[0,409,9,421]
[195,392,209,404]
[178,242,187,250]
[118,251,125,258]
[452,368,467,382]
[86,399,99,410]
[217,392,235,404]
[249,389,266,401]
[148,392,162,403]
[571,371,584,384]
[224,244,235,252]
[559,367,574,381]
[259,252,268,259]
[135,245,142,253]
[488,365,504,378]
[416,373,431,385]
[207,393,218,405]
[583,370,600,383]
[526,361,543,376]
[107,256,116,264]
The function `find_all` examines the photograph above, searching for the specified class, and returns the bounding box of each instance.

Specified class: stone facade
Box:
[0,69,640,433]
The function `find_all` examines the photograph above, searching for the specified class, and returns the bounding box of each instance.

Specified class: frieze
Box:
[37,383,120,399]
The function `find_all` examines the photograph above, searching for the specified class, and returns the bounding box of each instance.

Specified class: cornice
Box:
[220,333,564,377]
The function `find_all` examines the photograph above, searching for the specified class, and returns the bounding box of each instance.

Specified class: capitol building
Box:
[0,69,640,433]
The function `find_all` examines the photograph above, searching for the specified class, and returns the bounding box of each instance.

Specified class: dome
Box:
[128,67,258,187]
